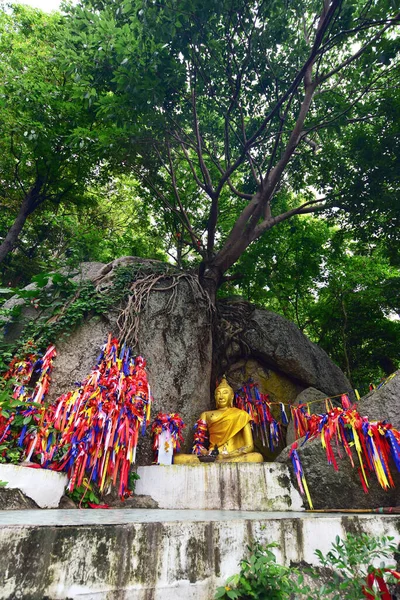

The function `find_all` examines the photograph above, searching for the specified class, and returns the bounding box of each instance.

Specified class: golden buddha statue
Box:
[174,377,263,464]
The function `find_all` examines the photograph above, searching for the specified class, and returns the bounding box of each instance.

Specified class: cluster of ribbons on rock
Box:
[290,395,400,510]
[234,381,288,451]
[151,412,185,462]
[0,336,152,497]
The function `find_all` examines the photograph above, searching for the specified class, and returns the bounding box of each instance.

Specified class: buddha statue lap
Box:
[174,377,263,464]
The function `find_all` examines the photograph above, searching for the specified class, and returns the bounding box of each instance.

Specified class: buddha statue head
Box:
[215,377,234,409]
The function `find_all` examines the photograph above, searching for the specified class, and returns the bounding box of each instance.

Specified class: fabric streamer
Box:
[0,345,57,446]
[151,413,185,463]
[3,336,152,498]
[289,395,400,509]
[362,569,400,600]
[192,419,208,455]
[234,380,284,451]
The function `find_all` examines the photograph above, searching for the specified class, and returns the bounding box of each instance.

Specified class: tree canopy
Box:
[0,4,108,264]
[59,0,400,294]
[0,0,399,390]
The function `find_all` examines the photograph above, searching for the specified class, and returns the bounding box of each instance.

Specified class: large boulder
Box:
[45,266,213,464]
[217,299,352,397]
[358,371,400,429]
[276,437,400,509]
[276,376,400,509]
[3,259,352,467]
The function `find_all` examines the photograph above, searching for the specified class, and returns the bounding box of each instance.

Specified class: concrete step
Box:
[0,463,67,508]
[0,509,398,599]
[135,462,304,511]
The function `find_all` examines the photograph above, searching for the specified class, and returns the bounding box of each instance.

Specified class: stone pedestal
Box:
[0,464,67,508]
[135,463,303,511]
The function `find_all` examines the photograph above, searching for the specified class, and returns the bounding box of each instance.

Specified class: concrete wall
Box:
[0,511,399,599]
[135,463,303,511]
[0,464,67,508]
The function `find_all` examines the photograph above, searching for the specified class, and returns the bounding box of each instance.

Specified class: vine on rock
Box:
[1,259,214,364]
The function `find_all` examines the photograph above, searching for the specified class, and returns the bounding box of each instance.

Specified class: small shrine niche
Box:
[226,358,303,460]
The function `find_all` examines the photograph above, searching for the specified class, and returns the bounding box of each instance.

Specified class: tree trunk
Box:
[0,179,44,265]
[199,263,223,304]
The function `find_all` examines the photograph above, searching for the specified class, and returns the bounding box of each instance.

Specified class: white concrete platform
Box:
[0,463,67,508]
[136,462,304,510]
[0,509,398,599]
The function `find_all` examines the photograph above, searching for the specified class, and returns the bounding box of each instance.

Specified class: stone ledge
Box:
[135,463,303,510]
[0,510,398,599]
[0,464,67,508]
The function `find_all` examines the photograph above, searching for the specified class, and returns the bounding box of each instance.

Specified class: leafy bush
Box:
[215,534,399,600]
[215,541,309,600]
[314,534,399,600]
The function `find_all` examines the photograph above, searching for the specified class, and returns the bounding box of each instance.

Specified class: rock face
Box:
[0,488,38,510]
[2,262,106,343]
[227,358,302,459]
[45,269,213,464]
[3,258,352,467]
[277,377,400,510]
[276,437,400,509]
[358,371,400,429]
[217,300,352,397]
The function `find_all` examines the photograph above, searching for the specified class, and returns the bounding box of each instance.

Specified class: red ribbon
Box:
[362,569,400,599]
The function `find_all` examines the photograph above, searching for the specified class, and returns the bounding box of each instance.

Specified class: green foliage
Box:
[314,534,398,600]
[221,211,400,392]
[215,541,309,600]
[0,3,113,269]
[67,482,100,507]
[128,470,140,493]
[215,534,399,600]
[0,176,168,287]
[57,0,400,270]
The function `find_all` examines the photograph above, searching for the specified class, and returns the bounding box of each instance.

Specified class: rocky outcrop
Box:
[217,300,352,397]
[0,488,38,510]
[277,376,400,509]
[276,437,400,510]
[42,265,213,464]
[3,258,353,466]
[358,371,400,429]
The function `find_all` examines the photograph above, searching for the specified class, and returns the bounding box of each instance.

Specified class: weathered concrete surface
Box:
[358,371,400,429]
[0,464,67,508]
[0,509,398,599]
[277,436,400,510]
[135,463,303,511]
[217,299,352,398]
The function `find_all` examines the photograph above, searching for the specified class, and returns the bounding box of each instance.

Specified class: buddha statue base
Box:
[173,452,264,465]
[135,462,304,511]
